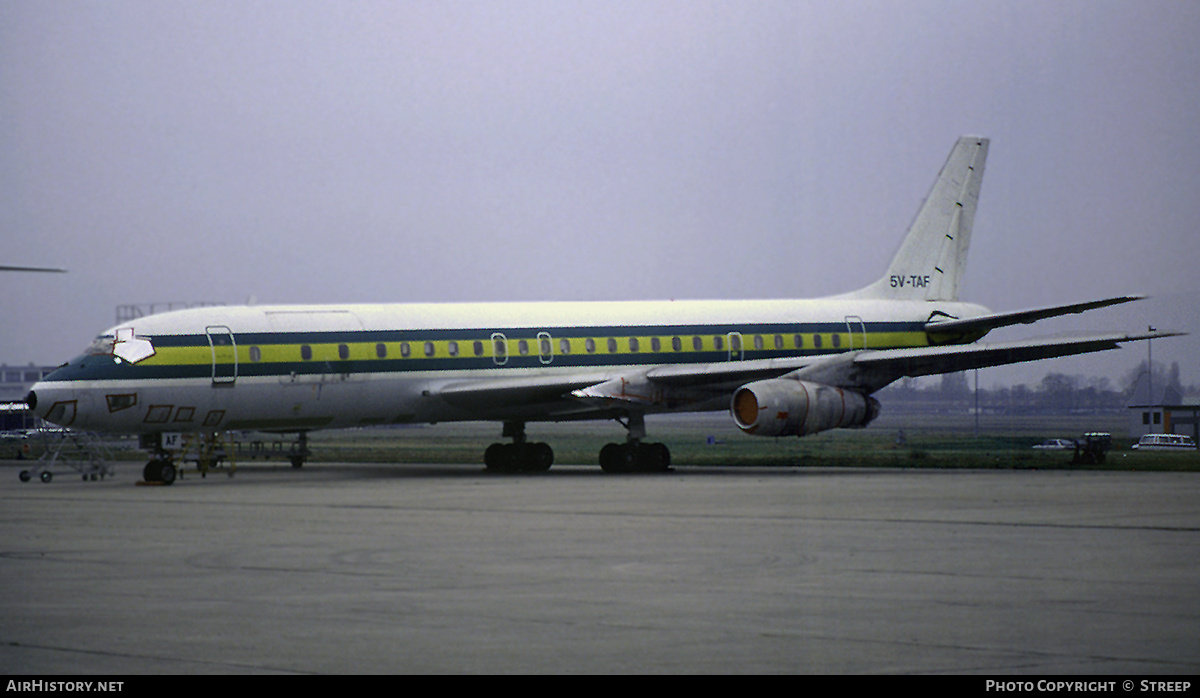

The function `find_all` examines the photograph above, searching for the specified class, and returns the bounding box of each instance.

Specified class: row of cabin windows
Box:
[246,333,845,362]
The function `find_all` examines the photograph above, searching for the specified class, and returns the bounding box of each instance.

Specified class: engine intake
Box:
[731,379,880,437]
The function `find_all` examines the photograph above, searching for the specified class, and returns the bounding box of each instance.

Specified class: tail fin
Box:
[845,136,989,301]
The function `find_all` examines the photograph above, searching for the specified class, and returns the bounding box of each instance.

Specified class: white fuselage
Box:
[28,297,989,434]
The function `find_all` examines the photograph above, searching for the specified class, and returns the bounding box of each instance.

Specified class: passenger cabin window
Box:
[301,345,313,360]
[793,334,803,349]
[447,341,459,357]
[692,336,703,351]
[753,335,764,351]
[474,341,485,357]
[628,337,639,352]
[559,338,570,354]
[607,338,618,353]
[249,346,262,362]
[585,338,596,353]
[338,344,350,360]
[813,335,823,349]
[376,343,387,359]
[400,342,411,358]
[672,337,683,352]
[831,334,841,349]
[424,342,435,357]
[651,337,661,352]
[518,340,529,356]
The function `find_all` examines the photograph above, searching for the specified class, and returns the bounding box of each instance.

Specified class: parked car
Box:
[1132,433,1197,451]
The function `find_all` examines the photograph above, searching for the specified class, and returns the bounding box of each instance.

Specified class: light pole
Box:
[1148,325,1155,406]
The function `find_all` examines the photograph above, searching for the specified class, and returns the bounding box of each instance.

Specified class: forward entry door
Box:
[206,326,237,386]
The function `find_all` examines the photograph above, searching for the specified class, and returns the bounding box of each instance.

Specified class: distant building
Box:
[1,364,56,403]
[1127,375,1199,443]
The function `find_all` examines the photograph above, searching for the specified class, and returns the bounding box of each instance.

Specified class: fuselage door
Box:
[206,326,237,386]
[491,333,508,366]
[537,331,554,365]
[727,332,744,361]
[844,316,867,350]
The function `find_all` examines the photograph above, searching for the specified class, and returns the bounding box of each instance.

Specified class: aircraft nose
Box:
[25,390,38,411]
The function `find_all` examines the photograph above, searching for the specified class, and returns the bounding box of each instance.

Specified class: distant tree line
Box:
[879,360,1192,414]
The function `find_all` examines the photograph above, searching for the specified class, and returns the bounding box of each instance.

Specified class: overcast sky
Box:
[2,0,1197,389]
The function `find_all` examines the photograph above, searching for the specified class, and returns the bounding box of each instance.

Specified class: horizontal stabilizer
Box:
[925,295,1145,341]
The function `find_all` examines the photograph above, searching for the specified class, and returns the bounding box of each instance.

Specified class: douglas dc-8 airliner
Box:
[26,137,1178,482]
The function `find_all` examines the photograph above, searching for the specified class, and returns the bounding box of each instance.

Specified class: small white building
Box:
[1127,378,1200,443]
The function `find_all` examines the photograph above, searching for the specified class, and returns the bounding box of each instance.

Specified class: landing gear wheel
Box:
[531,442,554,472]
[642,442,671,472]
[599,442,671,473]
[142,459,177,485]
[483,441,554,473]
[19,470,31,483]
[484,443,510,472]
[40,470,53,483]
[483,422,554,474]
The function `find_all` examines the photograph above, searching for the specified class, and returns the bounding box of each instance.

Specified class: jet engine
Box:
[731,378,880,437]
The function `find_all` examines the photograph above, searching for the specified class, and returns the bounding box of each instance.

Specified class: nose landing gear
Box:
[142,458,177,485]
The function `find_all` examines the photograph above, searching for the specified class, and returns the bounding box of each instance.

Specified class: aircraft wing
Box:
[793,329,1183,393]
[925,295,1143,342]
[433,329,1179,415]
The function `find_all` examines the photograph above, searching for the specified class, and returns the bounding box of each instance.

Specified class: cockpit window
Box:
[111,328,156,364]
[83,328,157,364]
[85,335,116,356]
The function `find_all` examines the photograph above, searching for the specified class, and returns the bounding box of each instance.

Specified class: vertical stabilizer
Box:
[845,136,988,301]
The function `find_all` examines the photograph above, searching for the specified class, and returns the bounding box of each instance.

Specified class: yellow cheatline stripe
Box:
[140,331,932,366]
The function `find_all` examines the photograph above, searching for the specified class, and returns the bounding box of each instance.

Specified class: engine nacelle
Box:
[731,379,880,437]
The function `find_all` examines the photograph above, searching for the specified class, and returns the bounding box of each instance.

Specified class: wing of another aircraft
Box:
[0,264,66,273]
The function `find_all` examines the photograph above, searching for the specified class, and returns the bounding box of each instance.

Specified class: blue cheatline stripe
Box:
[146,320,924,346]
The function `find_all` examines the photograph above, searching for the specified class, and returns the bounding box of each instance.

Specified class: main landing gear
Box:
[482,414,672,474]
[598,412,671,473]
[484,422,554,473]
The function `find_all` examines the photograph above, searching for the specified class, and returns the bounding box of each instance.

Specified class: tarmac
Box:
[1,459,1198,674]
